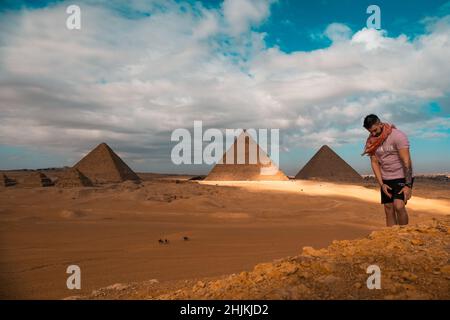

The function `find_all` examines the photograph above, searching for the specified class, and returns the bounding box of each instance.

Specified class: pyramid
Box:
[56,168,93,187]
[73,142,140,183]
[205,130,288,181]
[295,145,362,182]
[1,173,16,187]
[20,172,54,187]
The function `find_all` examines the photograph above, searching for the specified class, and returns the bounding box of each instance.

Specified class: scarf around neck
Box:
[362,123,396,156]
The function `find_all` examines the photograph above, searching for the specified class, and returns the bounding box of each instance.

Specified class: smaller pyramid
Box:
[205,130,288,181]
[74,143,140,183]
[1,174,16,187]
[56,168,93,187]
[20,172,54,187]
[295,145,362,182]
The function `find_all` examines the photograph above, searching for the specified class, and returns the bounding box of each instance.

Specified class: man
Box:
[362,114,414,226]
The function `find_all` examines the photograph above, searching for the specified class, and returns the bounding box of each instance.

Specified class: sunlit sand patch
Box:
[199,180,450,215]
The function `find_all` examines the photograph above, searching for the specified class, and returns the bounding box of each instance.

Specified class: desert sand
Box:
[0,173,449,299]
[155,218,449,300]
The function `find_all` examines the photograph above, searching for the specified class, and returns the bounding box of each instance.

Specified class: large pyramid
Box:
[73,143,140,183]
[205,130,288,181]
[295,145,362,182]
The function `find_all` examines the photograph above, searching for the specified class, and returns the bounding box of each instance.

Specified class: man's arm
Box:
[370,155,383,186]
[371,155,392,198]
[398,148,413,201]
[398,148,413,186]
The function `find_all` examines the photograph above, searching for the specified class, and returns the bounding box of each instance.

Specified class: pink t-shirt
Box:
[375,128,410,180]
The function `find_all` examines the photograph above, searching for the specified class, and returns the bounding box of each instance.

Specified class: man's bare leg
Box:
[394,199,409,225]
[384,203,397,226]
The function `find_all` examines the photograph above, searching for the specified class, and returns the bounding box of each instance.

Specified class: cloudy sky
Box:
[0,0,449,175]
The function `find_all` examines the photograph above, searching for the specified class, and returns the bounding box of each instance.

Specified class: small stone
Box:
[105,283,129,291]
[410,239,424,246]
[401,272,418,282]
[145,279,159,285]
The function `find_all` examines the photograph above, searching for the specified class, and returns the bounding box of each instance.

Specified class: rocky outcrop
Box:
[156,218,449,300]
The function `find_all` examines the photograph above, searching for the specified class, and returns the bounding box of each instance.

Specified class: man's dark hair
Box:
[363,114,380,129]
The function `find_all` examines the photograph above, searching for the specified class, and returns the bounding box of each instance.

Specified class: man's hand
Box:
[398,186,412,204]
[382,184,392,198]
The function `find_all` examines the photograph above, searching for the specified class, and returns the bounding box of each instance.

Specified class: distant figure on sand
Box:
[183,236,189,241]
[362,114,414,226]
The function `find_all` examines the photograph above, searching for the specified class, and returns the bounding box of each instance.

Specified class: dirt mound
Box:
[56,168,93,187]
[155,218,449,300]
[74,142,140,183]
[205,130,288,181]
[296,145,362,183]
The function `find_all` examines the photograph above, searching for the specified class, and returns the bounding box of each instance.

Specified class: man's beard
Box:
[375,125,383,137]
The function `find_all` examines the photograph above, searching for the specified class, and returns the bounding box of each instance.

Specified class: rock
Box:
[106,283,129,291]
[279,263,298,275]
[410,239,424,246]
[302,246,322,257]
[354,282,362,289]
[144,279,159,285]
[147,218,450,300]
[253,263,274,274]
[401,272,418,282]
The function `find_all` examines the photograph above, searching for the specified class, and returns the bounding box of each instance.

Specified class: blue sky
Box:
[0,0,449,175]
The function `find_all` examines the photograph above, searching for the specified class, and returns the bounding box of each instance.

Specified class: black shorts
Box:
[381,178,414,204]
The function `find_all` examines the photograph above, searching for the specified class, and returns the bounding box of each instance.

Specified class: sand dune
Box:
[201,180,450,215]
[0,177,448,299]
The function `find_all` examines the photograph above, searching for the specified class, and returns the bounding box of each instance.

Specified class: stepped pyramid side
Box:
[205,131,288,181]
[74,143,140,183]
[295,145,362,182]
[1,174,16,187]
[19,172,54,187]
[56,168,93,187]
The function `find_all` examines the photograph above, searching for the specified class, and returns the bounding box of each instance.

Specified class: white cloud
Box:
[222,0,275,35]
[324,23,352,43]
[0,1,449,170]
